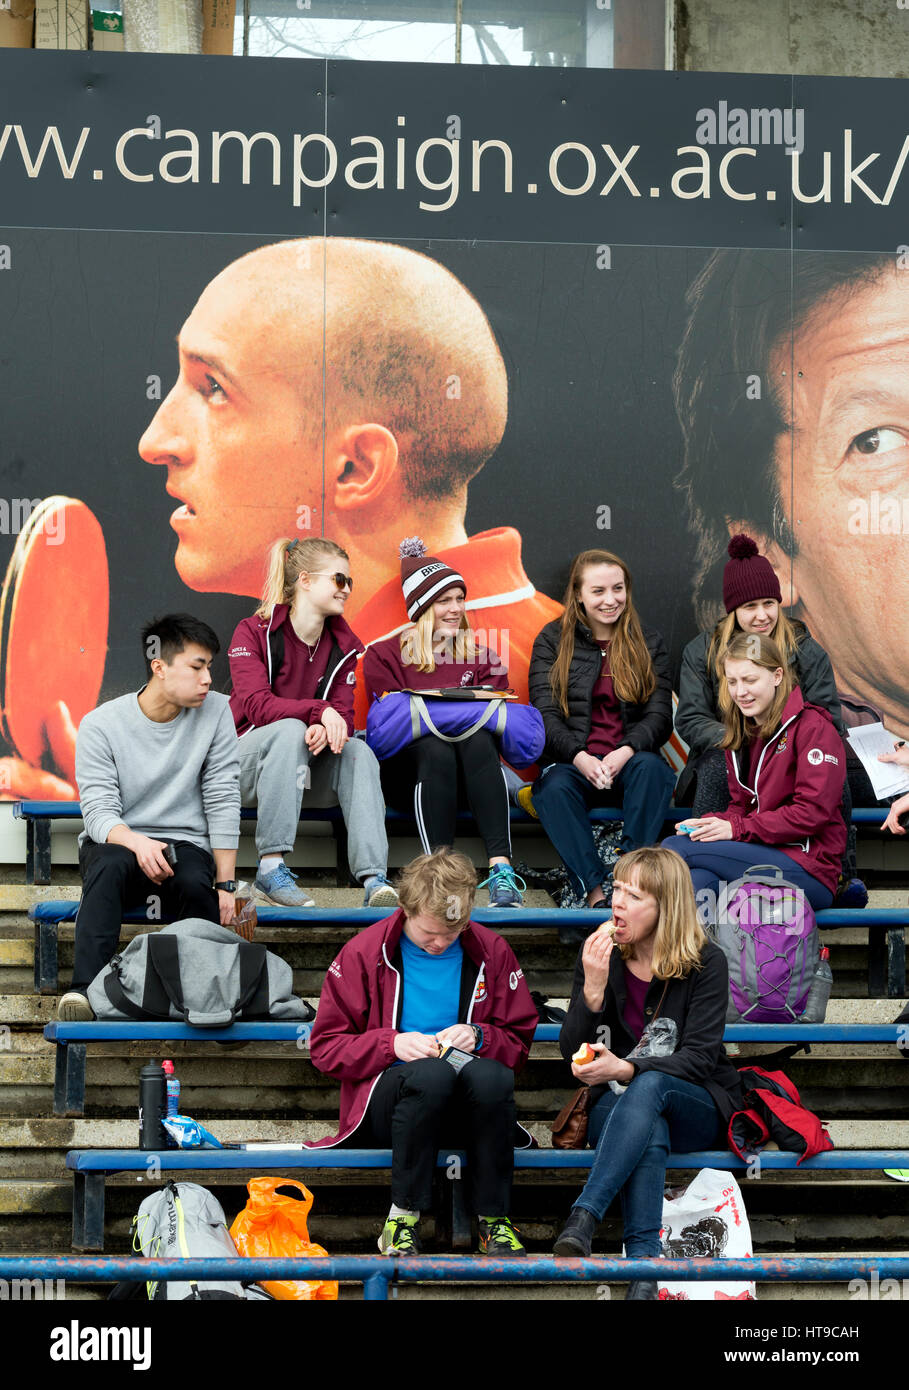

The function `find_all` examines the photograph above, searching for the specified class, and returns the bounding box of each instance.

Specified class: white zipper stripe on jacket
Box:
[466,962,485,1024]
[732,708,810,851]
[322,646,361,699]
[307,942,401,1150]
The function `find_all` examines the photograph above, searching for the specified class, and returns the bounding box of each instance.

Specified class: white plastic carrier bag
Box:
[657,1167,756,1301]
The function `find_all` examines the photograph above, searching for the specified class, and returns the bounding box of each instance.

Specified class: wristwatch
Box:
[214,880,238,893]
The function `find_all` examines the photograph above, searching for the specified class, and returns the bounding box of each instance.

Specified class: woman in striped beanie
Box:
[363,539,526,909]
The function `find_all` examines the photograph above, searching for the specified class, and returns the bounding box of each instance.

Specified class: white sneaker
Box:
[57,991,94,1022]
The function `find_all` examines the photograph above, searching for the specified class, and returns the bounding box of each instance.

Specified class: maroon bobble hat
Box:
[723,534,783,613]
[399,537,467,622]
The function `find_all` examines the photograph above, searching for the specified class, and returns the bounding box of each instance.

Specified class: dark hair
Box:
[673,249,894,628]
[141,613,220,678]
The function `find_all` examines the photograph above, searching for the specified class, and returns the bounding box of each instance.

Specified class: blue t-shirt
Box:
[398,932,463,1037]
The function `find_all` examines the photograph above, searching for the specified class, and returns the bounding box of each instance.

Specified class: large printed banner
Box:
[1,51,908,796]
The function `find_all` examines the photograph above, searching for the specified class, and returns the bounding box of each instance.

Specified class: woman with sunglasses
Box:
[228,537,398,909]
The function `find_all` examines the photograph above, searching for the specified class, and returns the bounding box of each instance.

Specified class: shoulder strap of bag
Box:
[233,940,270,1021]
[102,959,160,1021]
[411,694,505,744]
[649,980,670,1025]
[146,934,187,1019]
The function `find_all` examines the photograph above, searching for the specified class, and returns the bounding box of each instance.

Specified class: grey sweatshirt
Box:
[75,690,240,852]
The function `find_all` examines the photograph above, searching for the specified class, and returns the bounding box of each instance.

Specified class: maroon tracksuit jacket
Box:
[714,687,847,894]
[228,604,362,737]
[307,909,538,1147]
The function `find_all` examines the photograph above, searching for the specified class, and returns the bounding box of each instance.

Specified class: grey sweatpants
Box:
[238,719,389,882]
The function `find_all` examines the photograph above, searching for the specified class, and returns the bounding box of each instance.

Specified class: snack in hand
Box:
[596,921,618,937]
[572,1043,596,1066]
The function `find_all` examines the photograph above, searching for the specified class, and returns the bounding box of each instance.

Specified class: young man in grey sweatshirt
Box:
[58,613,241,1021]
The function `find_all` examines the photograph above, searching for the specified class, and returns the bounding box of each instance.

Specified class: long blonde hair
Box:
[255,537,349,620]
[549,550,655,717]
[708,607,801,719]
[720,632,794,751]
[613,848,707,980]
[399,602,476,673]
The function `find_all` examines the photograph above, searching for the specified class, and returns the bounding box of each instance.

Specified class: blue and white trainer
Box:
[362,874,399,908]
[255,862,316,908]
[479,864,526,909]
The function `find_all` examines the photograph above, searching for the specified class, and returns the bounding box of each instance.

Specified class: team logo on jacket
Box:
[473,979,487,1003]
[775,732,788,754]
[346,671,356,685]
[807,748,824,765]
[460,670,474,686]
[509,969,523,991]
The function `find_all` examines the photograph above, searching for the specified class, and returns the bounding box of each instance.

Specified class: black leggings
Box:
[380,730,511,860]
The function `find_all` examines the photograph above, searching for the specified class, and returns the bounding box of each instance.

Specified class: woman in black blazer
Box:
[553,846,742,1295]
[528,549,674,908]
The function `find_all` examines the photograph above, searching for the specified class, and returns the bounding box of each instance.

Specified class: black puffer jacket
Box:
[528,619,673,766]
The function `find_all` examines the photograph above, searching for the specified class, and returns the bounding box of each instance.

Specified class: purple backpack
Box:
[711,866,821,1023]
[366,691,545,769]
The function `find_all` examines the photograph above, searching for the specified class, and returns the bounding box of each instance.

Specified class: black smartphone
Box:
[162,842,177,868]
[439,1045,475,1073]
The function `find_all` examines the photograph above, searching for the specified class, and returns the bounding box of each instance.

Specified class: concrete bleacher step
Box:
[1,865,907,1300]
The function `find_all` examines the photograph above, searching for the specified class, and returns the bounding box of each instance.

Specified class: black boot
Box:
[553,1206,597,1257]
[626,1280,660,1300]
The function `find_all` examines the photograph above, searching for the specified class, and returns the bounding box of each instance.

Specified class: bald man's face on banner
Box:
[139,237,508,604]
[138,258,323,597]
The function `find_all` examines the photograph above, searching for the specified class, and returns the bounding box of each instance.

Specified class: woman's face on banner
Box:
[138,273,321,598]
[769,268,909,727]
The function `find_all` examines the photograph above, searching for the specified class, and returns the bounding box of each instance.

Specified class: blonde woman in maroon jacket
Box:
[364,538,524,909]
[308,849,537,1256]
[228,537,396,909]
[664,632,846,916]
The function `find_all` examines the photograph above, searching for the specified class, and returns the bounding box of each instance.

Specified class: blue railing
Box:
[2,1255,908,1300]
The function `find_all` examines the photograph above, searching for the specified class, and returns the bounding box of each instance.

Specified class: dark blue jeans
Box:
[574,1070,722,1255]
[662,835,834,916]
[533,754,675,898]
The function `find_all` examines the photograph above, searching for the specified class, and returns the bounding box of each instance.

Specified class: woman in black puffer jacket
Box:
[528,549,674,909]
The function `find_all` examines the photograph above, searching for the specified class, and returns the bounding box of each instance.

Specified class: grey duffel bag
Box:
[87,917,313,1025]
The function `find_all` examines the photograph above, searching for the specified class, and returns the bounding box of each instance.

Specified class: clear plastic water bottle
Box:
[802,947,833,1022]
[162,1059,180,1118]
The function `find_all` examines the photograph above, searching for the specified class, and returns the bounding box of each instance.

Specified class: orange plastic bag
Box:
[229,1177,339,1301]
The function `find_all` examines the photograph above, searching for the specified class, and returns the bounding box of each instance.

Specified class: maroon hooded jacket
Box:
[307,909,538,1147]
[714,687,846,894]
[228,604,363,737]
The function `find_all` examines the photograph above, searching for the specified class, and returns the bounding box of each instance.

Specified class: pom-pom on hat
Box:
[399,538,467,622]
[723,533,782,613]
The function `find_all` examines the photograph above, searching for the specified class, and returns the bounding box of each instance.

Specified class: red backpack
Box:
[728,1067,833,1166]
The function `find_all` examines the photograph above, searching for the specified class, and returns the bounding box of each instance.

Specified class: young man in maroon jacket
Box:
[308,849,538,1256]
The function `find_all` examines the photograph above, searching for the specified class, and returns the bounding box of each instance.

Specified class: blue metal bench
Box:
[6,1252,909,1299]
[65,1142,909,1252]
[13,799,698,887]
[30,901,621,995]
[42,1019,908,1118]
[29,895,908,997]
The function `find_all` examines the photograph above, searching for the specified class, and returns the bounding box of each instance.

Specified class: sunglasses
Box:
[309,571,354,591]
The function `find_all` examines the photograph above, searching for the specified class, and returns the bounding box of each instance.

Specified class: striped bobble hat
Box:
[399,537,467,622]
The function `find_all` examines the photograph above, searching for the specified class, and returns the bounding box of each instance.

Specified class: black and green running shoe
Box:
[477,1217,526,1256]
[378,1214,421,1255]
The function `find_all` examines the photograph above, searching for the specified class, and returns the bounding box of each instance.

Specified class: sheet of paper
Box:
[846,723,909,800]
